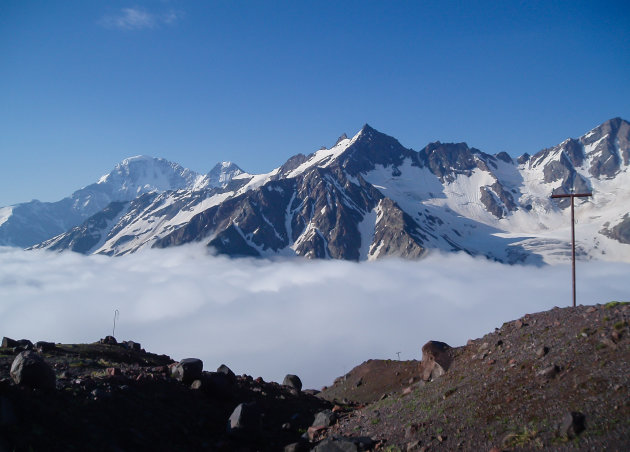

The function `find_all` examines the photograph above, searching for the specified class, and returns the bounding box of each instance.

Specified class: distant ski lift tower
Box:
[550,191,592,307]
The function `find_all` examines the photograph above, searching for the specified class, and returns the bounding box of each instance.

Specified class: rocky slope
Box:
[1,302,628,451]
[321,302,630,451]
[30,118,630,263]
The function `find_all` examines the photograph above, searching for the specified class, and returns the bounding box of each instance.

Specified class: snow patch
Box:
[0,206,13,227]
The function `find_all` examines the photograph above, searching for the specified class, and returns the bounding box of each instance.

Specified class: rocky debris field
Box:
[0,336,331,451]
[1,302,629,451]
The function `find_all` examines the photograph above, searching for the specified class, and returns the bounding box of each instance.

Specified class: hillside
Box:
[1,302,628,451]
[321,302,630,451]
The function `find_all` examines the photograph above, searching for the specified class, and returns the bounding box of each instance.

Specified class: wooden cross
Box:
[550,192,592,307]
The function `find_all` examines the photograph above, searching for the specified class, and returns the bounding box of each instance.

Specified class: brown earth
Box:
[321,302,630,451]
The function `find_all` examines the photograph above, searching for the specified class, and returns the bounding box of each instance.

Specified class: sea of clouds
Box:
[1,245,628,388]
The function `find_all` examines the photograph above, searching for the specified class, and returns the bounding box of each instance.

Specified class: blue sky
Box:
[1,0,629,206]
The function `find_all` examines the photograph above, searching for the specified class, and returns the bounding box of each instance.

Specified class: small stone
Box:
[536,364,560,380]
[406,440,421,451]
[560,411,585,438]
[600,338,617,350]
[402,386,413,395]
[611,330,621,342]
[405,423,419,438]
[515,320,524,329]
[106,367,122,376]
[307,425,327,442]
[586,306,597,313]
[190,379,203,390]
[536,346,549,357]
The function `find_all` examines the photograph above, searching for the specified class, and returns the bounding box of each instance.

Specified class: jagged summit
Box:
[334,133,348,146]
[6,118,630,262]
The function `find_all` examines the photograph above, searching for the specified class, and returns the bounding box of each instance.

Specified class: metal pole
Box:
[550,192,592,307]
[571,196,576,308]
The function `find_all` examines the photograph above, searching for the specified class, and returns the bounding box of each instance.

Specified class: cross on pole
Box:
[550,192,592,307]
[396,352,401,361]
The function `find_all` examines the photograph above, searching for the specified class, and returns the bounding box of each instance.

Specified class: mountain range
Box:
[2,117,629,264]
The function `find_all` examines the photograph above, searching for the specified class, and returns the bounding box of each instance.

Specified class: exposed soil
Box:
[323,302,630,451]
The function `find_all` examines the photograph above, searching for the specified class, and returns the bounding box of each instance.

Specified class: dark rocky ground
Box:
[1,302,629,451]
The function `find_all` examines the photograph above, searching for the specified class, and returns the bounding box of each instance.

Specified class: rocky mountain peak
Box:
[334,133,349,146]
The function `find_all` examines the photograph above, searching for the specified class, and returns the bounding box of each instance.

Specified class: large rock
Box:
[312,438,358,452]
[421,340,452,381]
[100,336,117,345]
[35,341,56,352]
[283,374,303,392]
[217,364,236,382]
[312,409,337,427]
[227,402,261,436]
[171,358,203,384]
[10,351,56,390]
[1,337,17,348]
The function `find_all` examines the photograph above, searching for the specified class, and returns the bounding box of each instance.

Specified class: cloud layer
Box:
[100,7,181,30]
[1,246,628,388]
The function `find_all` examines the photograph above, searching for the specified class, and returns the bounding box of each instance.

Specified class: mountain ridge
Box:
[7,118,630,263]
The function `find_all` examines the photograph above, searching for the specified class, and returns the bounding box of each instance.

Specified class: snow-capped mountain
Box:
[0,156,243,247]
[26,118,630,263]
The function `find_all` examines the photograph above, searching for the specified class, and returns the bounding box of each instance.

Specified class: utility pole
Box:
[550,192,592,307]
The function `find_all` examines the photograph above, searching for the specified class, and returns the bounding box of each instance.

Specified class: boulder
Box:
[171,358,203,384]
[122,340,141,351]
[312,409,337,427]
[10,351,56,390]
[35,341,56,352]
[312,438,358,452]
[217,364,236,381]
[1,337,17,348]
[227,402,261,436]
[421,341,452,381]
[283,374,303,392]
[100,336,117,345]
[284,441,309,452]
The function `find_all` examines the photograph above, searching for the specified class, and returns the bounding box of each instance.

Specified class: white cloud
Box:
[100,7,182,30]
[1,245,628,389]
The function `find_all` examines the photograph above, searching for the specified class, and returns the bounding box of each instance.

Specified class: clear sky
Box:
[1,0,629,206]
